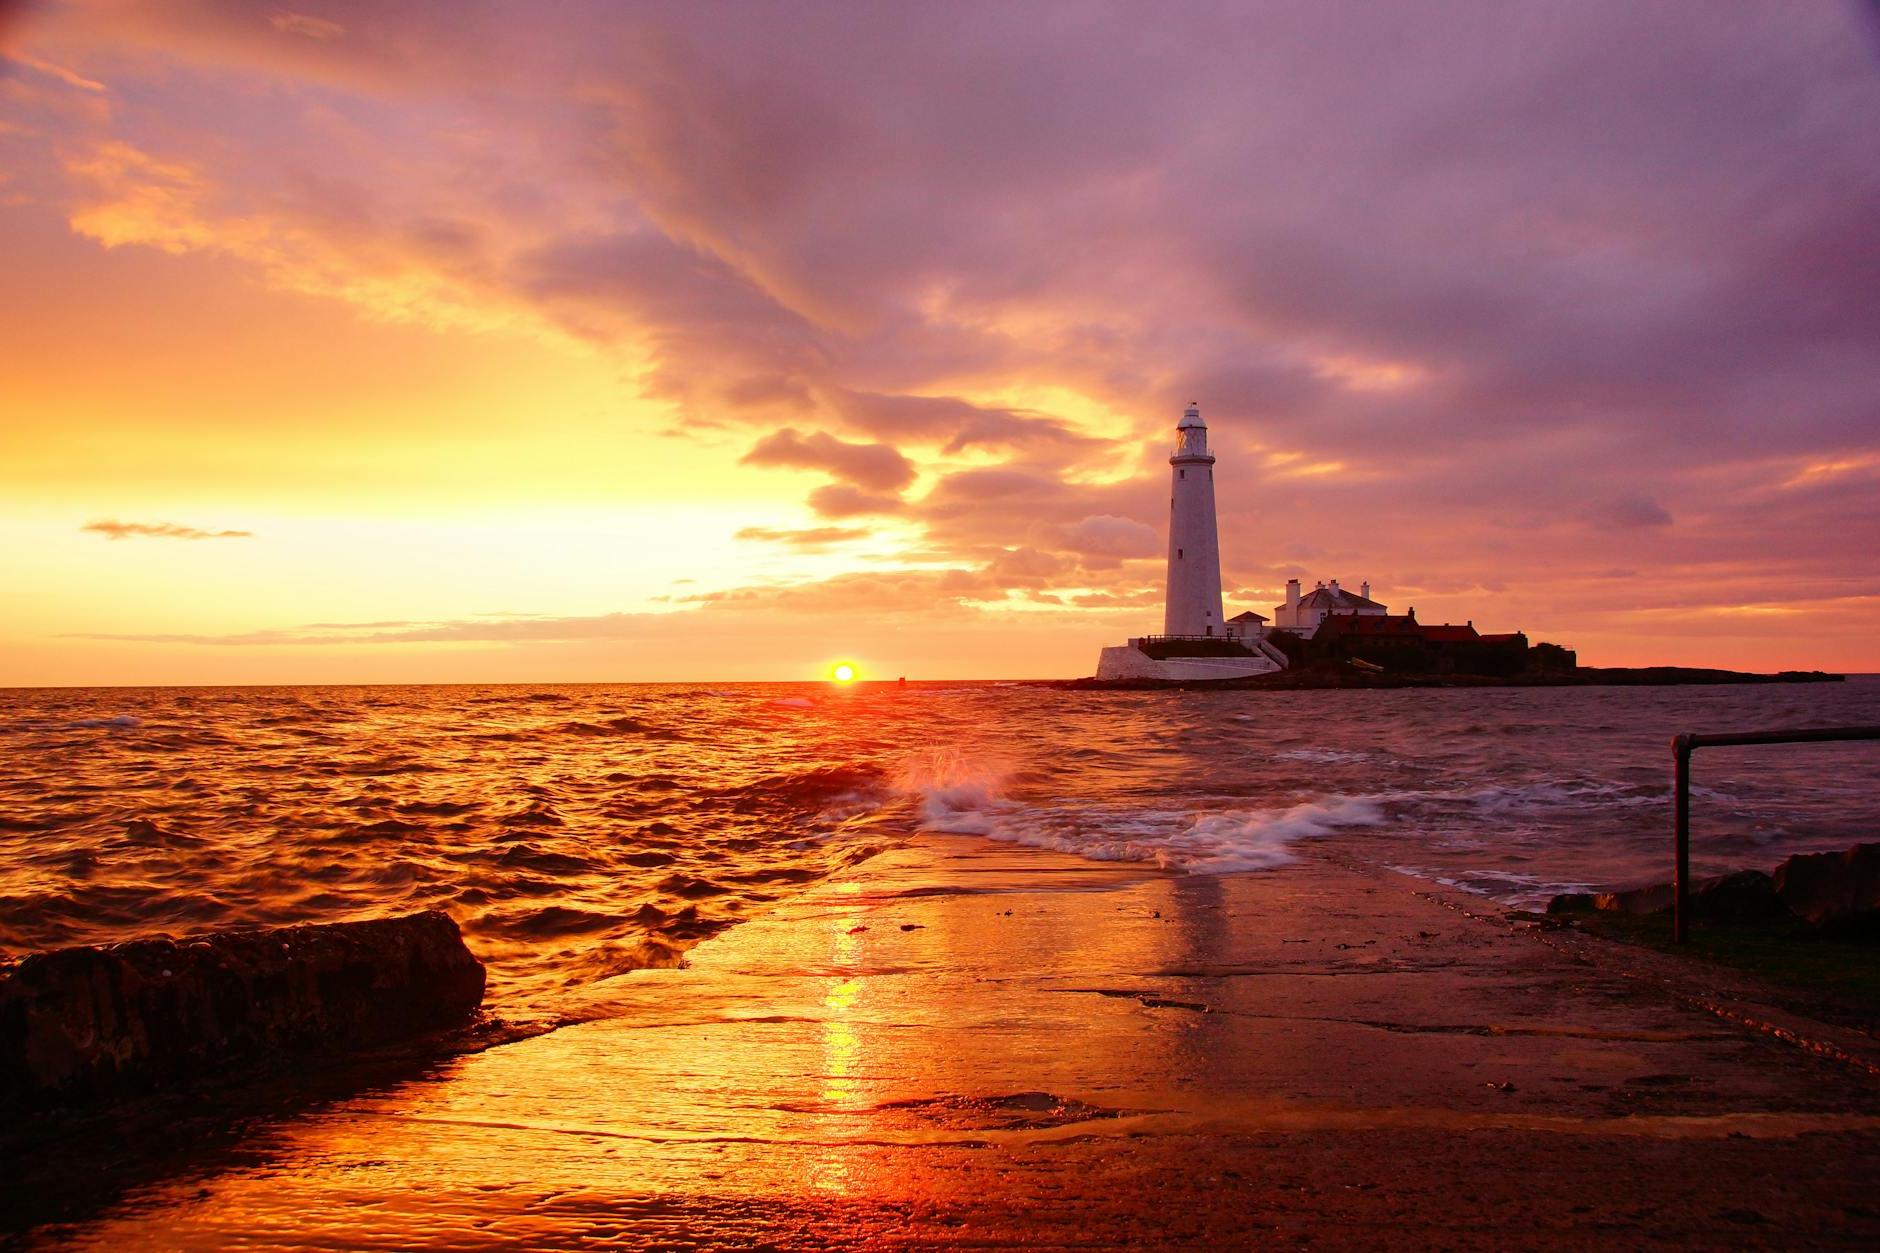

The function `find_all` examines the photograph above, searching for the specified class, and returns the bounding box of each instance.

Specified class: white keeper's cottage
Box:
[1270,578,1387,637]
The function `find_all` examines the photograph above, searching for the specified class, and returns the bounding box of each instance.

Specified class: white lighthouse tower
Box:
[1092,401,1285,680]
[1164,402,1224,637]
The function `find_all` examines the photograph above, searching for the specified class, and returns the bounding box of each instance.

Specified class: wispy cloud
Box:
[734,525,871,548]
[268,12,346,43]
[4,50,107,94]
[83,520,254,541]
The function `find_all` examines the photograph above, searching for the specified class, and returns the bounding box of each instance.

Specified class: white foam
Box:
[889,740,1389,874]
[1458,779,1657,812]
[1384,862,1595,906]
[65,715,141,729]
[767,697,814,709]
[892,747,1013,836]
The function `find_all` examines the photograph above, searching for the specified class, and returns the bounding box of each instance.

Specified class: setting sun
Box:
[831,662,857,683]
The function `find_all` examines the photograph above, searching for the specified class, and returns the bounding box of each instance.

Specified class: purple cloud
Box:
[740,427,915,492]
[12,1,1880,658]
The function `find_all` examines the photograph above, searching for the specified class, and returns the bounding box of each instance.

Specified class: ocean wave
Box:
[883,742,1393,872]
[1383,862,1596,906]
[9,679,1873,1020]
[1274,748,1370,764]
[909,785,1387,876]
[557,716,681,739]
[718,763,889,815]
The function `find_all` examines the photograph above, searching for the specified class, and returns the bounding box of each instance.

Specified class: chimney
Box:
[1329,578,1340,593]
[1361,581,1370,600]
[1408,606,1416,620]
[1285,578,1300,609]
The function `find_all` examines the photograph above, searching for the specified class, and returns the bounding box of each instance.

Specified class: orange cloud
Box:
[82,519,253,541]
[734,525,870,548]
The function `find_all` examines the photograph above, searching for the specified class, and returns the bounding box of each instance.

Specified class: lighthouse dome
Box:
[1177,403,1204,429]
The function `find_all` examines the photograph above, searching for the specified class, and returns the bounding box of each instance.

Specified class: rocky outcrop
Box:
[0,911,484,1109]
[1549,869,1791,924]
[1548,843,1880,935]
[1774,843,1880,934]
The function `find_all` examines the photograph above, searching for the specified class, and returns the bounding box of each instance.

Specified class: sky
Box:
[2,0,1878,685]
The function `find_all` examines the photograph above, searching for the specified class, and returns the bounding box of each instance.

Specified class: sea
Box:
[3,679,1876,1017]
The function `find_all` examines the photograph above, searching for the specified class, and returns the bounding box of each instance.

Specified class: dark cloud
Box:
[824,388,1106,455]
[1591,496,1675,530]
[83,519,253,541]
[740,427,915,492]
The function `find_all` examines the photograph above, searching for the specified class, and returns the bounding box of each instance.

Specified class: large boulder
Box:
[1684,869,1794,924]
[1774,843,1880,932]
[0,910,484,1109]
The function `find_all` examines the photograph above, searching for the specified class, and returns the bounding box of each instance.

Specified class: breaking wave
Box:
[886,745,1387,872]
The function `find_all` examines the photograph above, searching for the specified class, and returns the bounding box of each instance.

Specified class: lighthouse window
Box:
[1177,548,1183,559]
[1180,469,1186,479]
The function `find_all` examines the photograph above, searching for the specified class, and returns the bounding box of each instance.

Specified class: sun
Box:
[830,661,857,683]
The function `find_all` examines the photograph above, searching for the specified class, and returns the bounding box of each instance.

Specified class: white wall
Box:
[1165,456,1224,635]
[1095,645,1281,681]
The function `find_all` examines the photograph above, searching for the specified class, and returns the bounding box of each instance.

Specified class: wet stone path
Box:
[17,836,1880,1249]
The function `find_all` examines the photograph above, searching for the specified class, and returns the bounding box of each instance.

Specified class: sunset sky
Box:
[3,1,1878,685]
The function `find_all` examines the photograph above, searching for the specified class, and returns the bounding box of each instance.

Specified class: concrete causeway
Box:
[16,835,1880,1248]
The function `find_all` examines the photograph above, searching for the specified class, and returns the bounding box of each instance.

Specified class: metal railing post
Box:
[1668,725,1878,945]
[1672,734,1692,944]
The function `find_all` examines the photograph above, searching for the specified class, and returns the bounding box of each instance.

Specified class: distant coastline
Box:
[1053,665,1846,692]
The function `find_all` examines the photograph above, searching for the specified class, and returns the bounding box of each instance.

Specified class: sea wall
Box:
[1094,646,1282,682]
[0,910,485,1109]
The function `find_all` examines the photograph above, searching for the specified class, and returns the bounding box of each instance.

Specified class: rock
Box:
[0,910,484,1110]
[1592,882,1675,917]
[1774,843,1880,933]
[1684,870,1792,924]
[1553,871,1791,925]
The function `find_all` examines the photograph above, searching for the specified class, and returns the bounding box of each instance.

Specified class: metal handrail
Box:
[1672,725,1880,942]
[1136,633,1250,642]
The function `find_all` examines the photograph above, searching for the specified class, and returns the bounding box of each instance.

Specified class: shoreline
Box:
[10,833,1879,1246]
[1051,665,1847,691]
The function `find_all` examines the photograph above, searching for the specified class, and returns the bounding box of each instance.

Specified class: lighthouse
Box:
[1164,402,1225,636]
[1092,400,1283,680]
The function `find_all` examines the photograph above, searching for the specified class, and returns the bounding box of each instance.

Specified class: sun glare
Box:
[831,662,857,683]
